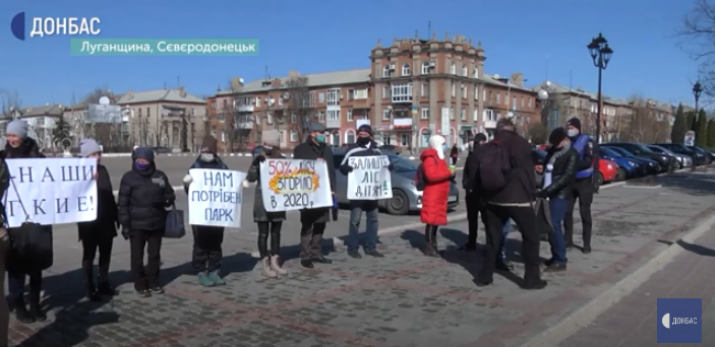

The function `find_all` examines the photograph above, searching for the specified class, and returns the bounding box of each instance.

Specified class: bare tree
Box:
[620,98,671,143]
[680,0,715,97]
[284,76,314,141]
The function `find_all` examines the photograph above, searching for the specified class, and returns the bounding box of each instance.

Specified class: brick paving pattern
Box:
[8,170,715,346]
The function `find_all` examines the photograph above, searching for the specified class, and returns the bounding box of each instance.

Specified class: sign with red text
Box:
[260,159,332,212]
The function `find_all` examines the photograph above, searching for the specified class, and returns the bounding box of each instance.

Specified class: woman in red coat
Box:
[420,134,454,257]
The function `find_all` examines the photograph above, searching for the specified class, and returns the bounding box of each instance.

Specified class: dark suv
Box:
[653,143,708,166]
[603,143,676,173]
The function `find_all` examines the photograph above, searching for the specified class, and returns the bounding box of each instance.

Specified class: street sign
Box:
[684,130,695,146]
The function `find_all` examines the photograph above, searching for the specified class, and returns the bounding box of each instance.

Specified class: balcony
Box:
[326,119,340,129]
[236,121,253,130]
[484,120,497,129]
[391,83,413,104]
[237,104,254,113]
[392,118,413,130]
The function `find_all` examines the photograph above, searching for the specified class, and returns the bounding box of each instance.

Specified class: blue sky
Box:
[0,0,701,108]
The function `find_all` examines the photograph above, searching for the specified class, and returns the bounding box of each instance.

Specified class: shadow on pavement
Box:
[676,239,715,257]
[657,169,715,196]
[16,301,118,347]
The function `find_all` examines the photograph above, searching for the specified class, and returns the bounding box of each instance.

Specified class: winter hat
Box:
[79,138,101,157]
[6,120,28,139]
[428,134,446,159]
[474,133,487,143]
[566,117,581,131]
[201,136,218,154]
[132,147,155,162]
[357,124,373,136]
[548,127,568,146]
[309,123,326,132]
[263,129,281,147]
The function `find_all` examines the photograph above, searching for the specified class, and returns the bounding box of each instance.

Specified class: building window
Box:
[450,108,455,120]
[382,109,390,120]
[382,134,391,145]
[318,111,325,122]
[521,97,525,108]
[400,133,409,146]
[346,130,355,144]
[291,113,297,123]
[421,107,429,119]
[496,93,501,104]
[319,92,325,103]
[347,109,353,121]
[327,89,340,106]
[473,110,478,121]
[450,63,456,74]
[354,89,368,99]
[391,83,412,103]
[451,84,456,97]
[461,84,467,98]
[332,132,340,146]
[460,109,466,121]
[290,130,298,142]
[483,89,486,101]
[382,86,390,99]
[256,97,261,107]
[421,129,430,147]
[138,108,142,117]
[421,83,429,97]
[278,97,283,106]
[512,97,517,110]
[347,89,354,101]
[484,109,496,121]
[402,63,411,76]
[422,61,431,75]
[383,66,391,78]
[474,67,479,79]
[462,64,467,77]
[327,110,340,122]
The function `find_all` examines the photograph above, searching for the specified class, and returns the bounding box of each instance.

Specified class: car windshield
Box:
[649,145,673,155]
[600,147,620,157]
[691,146,706,154]
[606,146,635,157]
[632,144,654,153]
[389,155,418,171]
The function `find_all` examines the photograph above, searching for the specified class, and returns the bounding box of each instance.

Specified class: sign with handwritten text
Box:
[3,158,98,228]
[188,169,245,228]
[347,156,393,200]
[260,159,332,212]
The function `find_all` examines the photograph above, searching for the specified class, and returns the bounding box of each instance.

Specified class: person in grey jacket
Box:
[246,130,288,278]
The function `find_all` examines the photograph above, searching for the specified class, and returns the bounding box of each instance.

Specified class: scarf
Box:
[547,141,572,166]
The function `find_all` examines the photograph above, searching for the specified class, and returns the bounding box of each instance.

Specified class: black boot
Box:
[430,225,440,255]
[29,290,46,322]
[582,231,592,254]
[13,296,34,324]
[84,263,101,302]
[97,281,116,296]
[423,225,438,257]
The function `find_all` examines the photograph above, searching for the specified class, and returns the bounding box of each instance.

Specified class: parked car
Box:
[603,143,675,173]
[600,147,646,179]
[653,143,708,166]
[603,146,661,174]
[332,149,459,215]
[647,145,692,169]
[532,148,617,185]
[690,145,714,164]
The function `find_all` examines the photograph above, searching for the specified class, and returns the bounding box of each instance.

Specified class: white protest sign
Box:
[347,156,393,200]
[260,159,332,212]
[4,158,97,228]
[188,169,245,228]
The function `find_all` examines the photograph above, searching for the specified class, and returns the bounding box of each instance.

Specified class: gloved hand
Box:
[121,226,131,240]
[252,155,266,166]
[387,164,394,171]
[339,164,353,175]
[183,174,193,184]
[536,189,548,199]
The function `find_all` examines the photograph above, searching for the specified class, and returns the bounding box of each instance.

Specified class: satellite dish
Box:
[98,96,110,105]
[238,78,245,84]
[546,80,552,87]
[493,74,500,80]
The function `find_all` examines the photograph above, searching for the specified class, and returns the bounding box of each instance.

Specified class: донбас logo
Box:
[10,12,25,41]
[657,298,701,343]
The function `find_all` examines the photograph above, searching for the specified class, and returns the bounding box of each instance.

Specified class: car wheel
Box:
[595,171,604,187]
[386,189,410,215]
[616,168,627,181]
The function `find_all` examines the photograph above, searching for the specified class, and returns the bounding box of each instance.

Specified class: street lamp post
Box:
[587,32,614,143]
[692,81,702,131]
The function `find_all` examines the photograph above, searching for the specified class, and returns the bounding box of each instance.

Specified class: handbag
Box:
[534,198,553,241]
[164,203,185,238]
[6,175,53,270]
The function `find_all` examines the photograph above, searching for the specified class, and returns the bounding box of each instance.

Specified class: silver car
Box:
[647,145,692,169]
[332,150,460,215]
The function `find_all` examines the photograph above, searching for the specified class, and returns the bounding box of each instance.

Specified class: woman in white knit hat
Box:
[245,130,288,278]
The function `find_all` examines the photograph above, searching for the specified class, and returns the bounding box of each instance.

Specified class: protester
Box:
[183,136,230,285]
[420,135,454,257]
[245,130,288,277]
[563,117,597,254]
[461,133,487,251]
[472,118,546,290]
[2,120,49,322]
[0,156,10,345]
[339,124,386,259]
[293,123,336,269]
[536,128,578,272]
[450,144,459,166]
[118,147,176,297]
[77,139,118,301]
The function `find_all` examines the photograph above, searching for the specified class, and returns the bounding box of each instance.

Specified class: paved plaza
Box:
[7,158,715,346]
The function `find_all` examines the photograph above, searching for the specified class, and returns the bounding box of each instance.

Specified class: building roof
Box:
[20,104,64,117]
[482,74,535,93]
[217,68,372,95]
[116,88,205,104]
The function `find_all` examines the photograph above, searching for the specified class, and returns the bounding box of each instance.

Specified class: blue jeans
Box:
[549,198,569,264]
[347,201,379,251]
[500,219,512,260]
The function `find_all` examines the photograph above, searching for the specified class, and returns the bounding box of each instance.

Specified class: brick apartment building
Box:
[207,33,541,151]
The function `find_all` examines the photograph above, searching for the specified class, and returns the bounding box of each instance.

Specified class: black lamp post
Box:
[587,33,613,143]
[692,81,702,131]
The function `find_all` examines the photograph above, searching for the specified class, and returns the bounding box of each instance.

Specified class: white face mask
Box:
[567,129,579,137]
[200,153,214,162]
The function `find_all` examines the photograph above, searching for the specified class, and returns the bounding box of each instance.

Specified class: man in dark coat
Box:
[2,120,49,323]
[460,133,487,251]
[293,123,336,269]
[183,136,229,287]
[338,124,385,259]
[0,151,9,345]
[77,139,119,302]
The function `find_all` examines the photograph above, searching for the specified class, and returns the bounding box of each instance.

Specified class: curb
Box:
[520,209,715,346]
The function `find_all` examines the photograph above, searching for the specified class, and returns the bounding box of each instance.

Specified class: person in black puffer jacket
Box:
[1,120,49,324]
[118,147,175,297]
[76,139,119,302]
[182,136,230,287]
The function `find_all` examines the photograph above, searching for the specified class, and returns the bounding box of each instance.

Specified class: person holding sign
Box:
[246,130,289,278]
[76,139,119,302]
[2,120,49,323]
[118,147,176,297]
[293,123,336,269]
[183,136,231,286]
[339,124,388,259]
[419,134,455,257]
